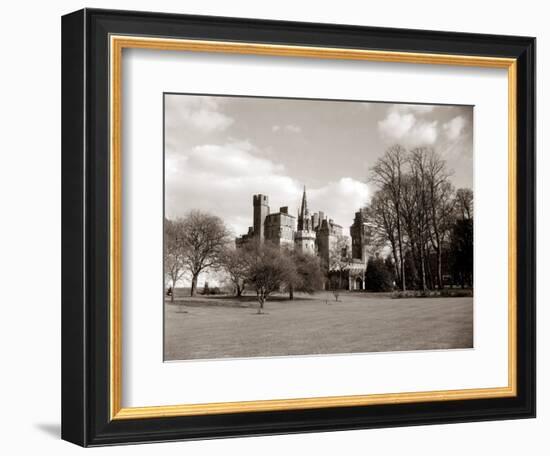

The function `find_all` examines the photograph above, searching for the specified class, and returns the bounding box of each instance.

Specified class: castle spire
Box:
[298,186,311,232]
[300,185,309,218]
[295,185,316,254]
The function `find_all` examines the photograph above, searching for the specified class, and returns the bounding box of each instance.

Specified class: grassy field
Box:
[164,291,473,361]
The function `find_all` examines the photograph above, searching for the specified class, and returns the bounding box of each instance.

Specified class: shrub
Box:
[365,257,394,292]
[202,282,223,295]
[392,289,473,299]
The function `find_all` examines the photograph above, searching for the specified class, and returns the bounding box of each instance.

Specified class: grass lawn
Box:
[164,291,473,361]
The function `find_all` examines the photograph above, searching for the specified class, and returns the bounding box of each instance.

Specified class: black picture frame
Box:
[62,8,535,447]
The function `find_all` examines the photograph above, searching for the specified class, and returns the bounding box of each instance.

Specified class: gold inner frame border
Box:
[109,35,517,420]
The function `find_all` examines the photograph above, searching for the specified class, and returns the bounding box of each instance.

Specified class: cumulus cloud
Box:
[308,178,370,228]
[166,141,369,236]
[165,95,234,133]
[187,142,284,176]
[378,111,416,139]
[443,115,466,140]
[166,141,300,235]
[378,109,438,146]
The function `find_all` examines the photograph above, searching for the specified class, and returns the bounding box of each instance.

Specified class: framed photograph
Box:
[61,8,535,446]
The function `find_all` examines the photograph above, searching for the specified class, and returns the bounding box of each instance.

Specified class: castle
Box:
[236,188,371,290]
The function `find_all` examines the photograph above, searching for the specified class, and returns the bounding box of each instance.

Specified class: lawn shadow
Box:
[167,293,319,309]
[206,294,317,303]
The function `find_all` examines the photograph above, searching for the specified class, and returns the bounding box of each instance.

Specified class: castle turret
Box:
[253,194,269,243]
[350,209,371,262]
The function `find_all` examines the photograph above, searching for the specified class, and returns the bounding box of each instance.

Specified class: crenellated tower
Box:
[350,209,371,262]
[253,194,269,243]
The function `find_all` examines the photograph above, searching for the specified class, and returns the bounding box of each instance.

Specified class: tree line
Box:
[164,210,324,312]
[366,144,473,291]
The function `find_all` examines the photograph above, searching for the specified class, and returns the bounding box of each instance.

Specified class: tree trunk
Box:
[170,280,175,303]
[289,285,294,300]
[395,200,406,291]
[410,238,420,289]
[390,243,400,287]
[257,294,265,314]
[190,274,198,296]
[419,243,427,292]
[430,191,443,290]
[397,234,406,291]
[436,247,443,289]
[425,247,434,290]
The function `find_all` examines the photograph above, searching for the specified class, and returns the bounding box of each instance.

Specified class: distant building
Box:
[350,208,370,262]
[346,209,372,290]
[236,188,371,290]
[253,194,269,243]
[265,206,296,249]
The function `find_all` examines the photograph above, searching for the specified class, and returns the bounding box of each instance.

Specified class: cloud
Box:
[411,121,438,144]
[166,141,300,236]
[443,115,466,140]
[285,125,302,133]
[187,142,284,176]
[166,141,369,237]
[308,178,370,228]
[165,95,234,133]
[378,112,416,138]
[272,124,302,133]
[377,105,438,146]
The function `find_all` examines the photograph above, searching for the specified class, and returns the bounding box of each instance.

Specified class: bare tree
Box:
[180,210,232,296]
[421,149,455,289]
[370,145,408,290]
[220,246,250,297]
[399,175,419,287]
[407,149,434,291]
[367,146,467,291]
[164,218,186,303]
[366,189,401,285]
[455,188,474,220]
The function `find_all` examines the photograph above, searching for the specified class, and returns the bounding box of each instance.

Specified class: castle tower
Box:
[350,209,371,262]
[253,194,269,243]
[295,186,316,254]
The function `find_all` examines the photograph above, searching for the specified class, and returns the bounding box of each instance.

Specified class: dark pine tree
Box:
[365,256,394,292]
[449,218,473,288]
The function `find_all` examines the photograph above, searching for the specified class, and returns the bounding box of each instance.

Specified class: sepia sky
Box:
[165,94,473,237]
